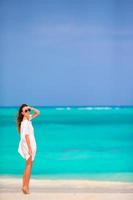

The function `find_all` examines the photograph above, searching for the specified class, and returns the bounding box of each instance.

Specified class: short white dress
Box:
[18,115,37,161]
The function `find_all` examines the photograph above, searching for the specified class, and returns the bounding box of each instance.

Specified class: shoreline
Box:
[1,173,133,182]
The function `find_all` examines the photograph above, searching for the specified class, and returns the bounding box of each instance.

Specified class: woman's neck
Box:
[23,116,29,121]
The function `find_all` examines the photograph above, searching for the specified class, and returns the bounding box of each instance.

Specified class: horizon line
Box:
[0,105,133,108]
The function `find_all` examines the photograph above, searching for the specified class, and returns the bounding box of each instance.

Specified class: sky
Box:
[0,0,133,107]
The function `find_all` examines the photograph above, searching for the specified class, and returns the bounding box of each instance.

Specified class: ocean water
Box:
[0,106,133,182]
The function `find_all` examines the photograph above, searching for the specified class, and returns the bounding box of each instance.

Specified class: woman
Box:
[16,104,40,194]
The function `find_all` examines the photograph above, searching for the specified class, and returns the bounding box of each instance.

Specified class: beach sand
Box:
[0,176,133,200]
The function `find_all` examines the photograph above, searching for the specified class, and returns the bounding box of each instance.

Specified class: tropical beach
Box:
[0,176,133,200]
[1,0,133,199]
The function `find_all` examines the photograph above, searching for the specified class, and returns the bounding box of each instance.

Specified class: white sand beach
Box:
[0,176,133,200]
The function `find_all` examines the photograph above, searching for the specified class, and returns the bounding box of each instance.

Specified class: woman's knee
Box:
[26,156,32,165]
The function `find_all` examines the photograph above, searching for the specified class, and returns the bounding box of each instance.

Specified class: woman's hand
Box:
[25,135,32,156]
[28,148,32,156]
[27,106,32,110]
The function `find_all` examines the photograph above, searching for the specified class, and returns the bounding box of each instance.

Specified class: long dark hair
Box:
[16,104,28,133]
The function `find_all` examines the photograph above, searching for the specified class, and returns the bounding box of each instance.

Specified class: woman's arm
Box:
[25,135,32,156]
[28,106,40,120]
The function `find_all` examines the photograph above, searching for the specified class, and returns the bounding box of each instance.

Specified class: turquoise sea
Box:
[0,106,133,182]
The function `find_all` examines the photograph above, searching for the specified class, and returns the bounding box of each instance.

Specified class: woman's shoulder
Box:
[20,120,30,133]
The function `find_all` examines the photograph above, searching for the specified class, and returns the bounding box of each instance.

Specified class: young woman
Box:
[16,104,40,194]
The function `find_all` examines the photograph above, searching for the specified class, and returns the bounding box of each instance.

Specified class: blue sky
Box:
[0,0,133,106]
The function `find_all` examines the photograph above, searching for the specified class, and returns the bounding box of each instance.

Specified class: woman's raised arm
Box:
[28,106,40,120]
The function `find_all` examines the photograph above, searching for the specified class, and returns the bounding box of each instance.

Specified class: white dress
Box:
[18,115,37,161]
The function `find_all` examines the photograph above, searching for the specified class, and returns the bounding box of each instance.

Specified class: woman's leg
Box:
[22,156,33,193]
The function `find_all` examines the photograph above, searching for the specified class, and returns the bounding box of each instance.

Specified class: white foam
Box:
[94,107,113,110]
[56,108,65,110]
[66,107,71,110]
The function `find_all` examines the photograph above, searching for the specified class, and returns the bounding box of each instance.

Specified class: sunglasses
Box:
[24,108,31,113]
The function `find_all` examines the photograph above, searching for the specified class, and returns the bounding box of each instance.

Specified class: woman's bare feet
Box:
[21,187,30,194]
